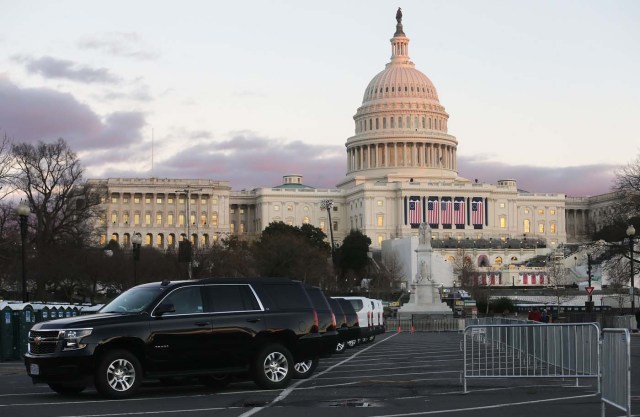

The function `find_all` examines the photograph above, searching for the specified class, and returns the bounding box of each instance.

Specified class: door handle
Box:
[246,318,261,323]
[194,321,208,327]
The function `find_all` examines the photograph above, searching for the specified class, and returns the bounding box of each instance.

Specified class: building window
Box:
[211,197,218,205]
[287,205,293,211]
[273,205,280,211]
[178,214,185,226]
[377,200,383,206]
[499,216,507,228]
[333,221,338,231]
[383,117,387,128]
[168,213,174,225]
[190,198,196,205]
[550,209,556,215]
[303,216,310,224]
[190,213,196,225]
[230,223,235,233]
[240,208,245,214]
[145,196,151,204]
[111,212,117,224]
[320,221,326,232]
[134,196,140,204]
[550,223,556,233]
[377,235,384,246]
[145,213,151,226]
[156,197,163,204]
[538,223,544,233]
[168,196,174,204]
[179,196,185,204]
[200,214,207,225]
[377,215,384,227]
[538,209,544,215]
[524,209,530,214]
[123,212,129,224]
[134,213,140,226]
[499,202,505,208]
[524,219,531,234]
[111,196,118,204]
[156,213,162,225]
[211,213,218,226]
[391,117,395,128]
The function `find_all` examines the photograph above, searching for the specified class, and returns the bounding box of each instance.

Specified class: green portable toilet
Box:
[71,306,80,317]
[12,303,35,359]
[63,306,73,318]
[48,306,58,320]
[0,303,15,361]
[37,305,51,322]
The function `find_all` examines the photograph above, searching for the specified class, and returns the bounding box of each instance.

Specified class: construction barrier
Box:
[601,328,631,417]
[462,322,601,393]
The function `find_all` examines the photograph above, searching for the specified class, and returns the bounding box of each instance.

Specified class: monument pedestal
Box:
[397,281,453,318]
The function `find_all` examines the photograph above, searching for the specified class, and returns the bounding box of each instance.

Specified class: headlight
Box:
[60,328,92,350]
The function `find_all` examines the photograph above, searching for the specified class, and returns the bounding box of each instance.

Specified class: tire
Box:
[198,374,231,388]
[334,341,346,354]
[48,383,86,395]
[95,349,142,399]
[292,358,319,379]
[251,343,293,389]
[369,335,376,342]
[346,339,357,348]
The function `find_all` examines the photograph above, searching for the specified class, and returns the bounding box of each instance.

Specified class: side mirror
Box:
[155,302,175,316]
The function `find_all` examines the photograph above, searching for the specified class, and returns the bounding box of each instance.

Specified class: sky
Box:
[1,0,638,197]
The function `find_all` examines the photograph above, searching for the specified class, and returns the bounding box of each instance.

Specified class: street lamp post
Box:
[320,199,336,265]
[585,253,593,312]
[131,232,142,287]
[16,202,31,302]
[176,187,201,279]
[627,225,636,311]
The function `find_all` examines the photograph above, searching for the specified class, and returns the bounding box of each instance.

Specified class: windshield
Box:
[101,287,165,313]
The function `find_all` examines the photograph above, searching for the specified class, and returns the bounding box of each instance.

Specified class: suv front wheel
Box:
[251,344,293,389]
[292,358,319,379]
[95,349,142,399]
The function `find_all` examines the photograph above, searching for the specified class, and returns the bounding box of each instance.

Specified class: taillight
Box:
[311,309,319,332]
[330,312,337,330]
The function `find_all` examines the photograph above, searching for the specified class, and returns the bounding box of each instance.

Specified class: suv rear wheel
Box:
[95,349,142,399]
[334,341,346,354]
[251,344,293,389]
[292,358,319,379]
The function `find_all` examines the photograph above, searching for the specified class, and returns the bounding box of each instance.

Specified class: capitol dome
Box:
[341,11,459,187]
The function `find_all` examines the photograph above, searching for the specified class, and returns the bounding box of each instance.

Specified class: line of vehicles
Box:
[23,277,385,398]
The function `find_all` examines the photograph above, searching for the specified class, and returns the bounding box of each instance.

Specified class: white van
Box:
[336,296,377,342]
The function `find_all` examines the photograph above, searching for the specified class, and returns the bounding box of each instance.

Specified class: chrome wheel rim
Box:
[347,339,357,347]
[106,358,136,392]
[263,351,288,382]
[336,341,345,352]
[294,360,312,374]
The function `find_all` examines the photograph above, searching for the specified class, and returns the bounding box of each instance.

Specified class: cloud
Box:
[13,55,120,84]
[92,131,616,197]
[456,156,617,197]
[78,32,158,60]
[0,79,145,151]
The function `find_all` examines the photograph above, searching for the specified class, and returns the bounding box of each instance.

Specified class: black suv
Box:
[24,277,330,398]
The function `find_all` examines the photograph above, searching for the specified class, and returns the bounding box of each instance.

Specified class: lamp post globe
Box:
[626,225,635,311]
[16,202,31,302]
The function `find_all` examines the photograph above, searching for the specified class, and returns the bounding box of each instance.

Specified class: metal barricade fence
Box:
[601,328,631,417]
[386,317,465,332]
[463,323,600,393]
[611,315,636,332]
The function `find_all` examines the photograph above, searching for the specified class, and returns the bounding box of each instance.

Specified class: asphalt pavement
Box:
[0,330,638,417]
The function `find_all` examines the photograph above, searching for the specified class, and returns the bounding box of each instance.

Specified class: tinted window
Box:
[306,287,330,311]
[262,283,310,310]
[206,284,260,312]
[163,286,204,314]
[347,299,364,312]
[102,287,165,313]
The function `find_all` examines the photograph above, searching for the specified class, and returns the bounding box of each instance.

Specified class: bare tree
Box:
[11,138,107,249]
[547,253,570,309]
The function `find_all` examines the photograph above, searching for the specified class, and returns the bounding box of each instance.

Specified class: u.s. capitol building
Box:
[90,12,610,274]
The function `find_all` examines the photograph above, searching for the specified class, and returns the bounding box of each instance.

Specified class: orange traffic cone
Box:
[411,325,415,333]
[397,326,401,333]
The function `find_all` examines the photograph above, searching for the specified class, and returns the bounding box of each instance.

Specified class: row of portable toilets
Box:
[0,301,104,361]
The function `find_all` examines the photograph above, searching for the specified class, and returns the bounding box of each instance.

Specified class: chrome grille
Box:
[28,330,61,355]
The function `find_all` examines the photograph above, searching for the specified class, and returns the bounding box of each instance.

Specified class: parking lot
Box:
[1,330,638,417]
